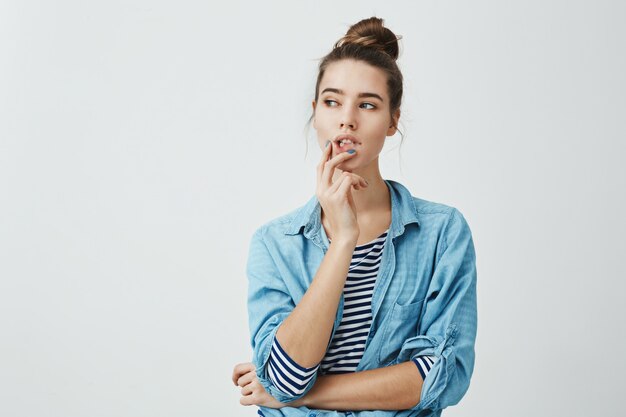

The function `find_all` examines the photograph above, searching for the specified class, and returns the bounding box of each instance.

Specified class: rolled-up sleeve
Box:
[246,227,319,403]
[393,208,478,413]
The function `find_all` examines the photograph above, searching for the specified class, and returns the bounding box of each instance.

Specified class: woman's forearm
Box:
[289,361,423,411]
[274,239,356,368]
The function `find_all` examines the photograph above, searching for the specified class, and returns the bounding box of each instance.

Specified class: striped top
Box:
[264,228,437,399]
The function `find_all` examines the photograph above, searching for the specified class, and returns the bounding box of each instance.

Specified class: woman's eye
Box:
[323,100,375,110]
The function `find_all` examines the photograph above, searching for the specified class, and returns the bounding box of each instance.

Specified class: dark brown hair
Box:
[305,17,405,149]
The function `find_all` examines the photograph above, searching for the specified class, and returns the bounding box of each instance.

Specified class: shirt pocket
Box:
[377,298,424,365]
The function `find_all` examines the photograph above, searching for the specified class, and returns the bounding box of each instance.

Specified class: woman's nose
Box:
[340,109,357,130]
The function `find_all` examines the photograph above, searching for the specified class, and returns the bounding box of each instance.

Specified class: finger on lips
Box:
[319,139,368,189]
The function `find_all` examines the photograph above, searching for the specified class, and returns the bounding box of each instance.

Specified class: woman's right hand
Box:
[316,140,368,244]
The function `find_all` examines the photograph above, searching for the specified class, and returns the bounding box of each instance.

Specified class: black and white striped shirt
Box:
[265,228,437,397]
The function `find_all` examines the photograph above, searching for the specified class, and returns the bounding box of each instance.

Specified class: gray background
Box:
[1,0,624,416]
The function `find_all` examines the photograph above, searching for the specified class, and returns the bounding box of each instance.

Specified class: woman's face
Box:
[312,59,399,174]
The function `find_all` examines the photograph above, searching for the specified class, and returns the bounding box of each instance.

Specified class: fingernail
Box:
[347,149,356,154]
[325,140,330,148]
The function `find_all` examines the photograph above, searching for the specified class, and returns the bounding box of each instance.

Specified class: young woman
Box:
[232,17,478,417]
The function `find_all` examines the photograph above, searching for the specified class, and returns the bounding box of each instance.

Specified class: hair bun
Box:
[334,17,402,60]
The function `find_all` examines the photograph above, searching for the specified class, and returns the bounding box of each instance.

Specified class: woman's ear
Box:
[387,108,401,136]
[312,100,317,128]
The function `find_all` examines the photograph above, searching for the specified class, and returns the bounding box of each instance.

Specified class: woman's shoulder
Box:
[388,179,472,233]
[389,179,461,213]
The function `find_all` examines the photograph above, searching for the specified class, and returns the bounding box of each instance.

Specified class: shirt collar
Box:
[283,179,420,239]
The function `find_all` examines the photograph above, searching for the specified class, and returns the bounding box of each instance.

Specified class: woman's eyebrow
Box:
[321,87,384,102]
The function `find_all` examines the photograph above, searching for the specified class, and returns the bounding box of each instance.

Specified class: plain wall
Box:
[1,0,624,416]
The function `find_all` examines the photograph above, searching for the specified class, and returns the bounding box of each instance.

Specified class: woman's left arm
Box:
[290,361,424,411]
[235,360,425,411]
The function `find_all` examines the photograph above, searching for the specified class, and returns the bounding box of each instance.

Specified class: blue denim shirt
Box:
[246,179,478,417]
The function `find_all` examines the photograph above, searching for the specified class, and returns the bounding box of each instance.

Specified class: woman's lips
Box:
[334,141,359,153]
